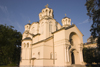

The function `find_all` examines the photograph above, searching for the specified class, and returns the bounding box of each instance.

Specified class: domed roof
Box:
[39,4,54,20]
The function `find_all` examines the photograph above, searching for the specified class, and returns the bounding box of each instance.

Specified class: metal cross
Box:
[45,4,49,8]
[29,20,30,24]
[65,14,67,17]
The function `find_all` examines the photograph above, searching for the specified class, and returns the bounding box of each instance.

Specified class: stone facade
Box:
[20,5,85,67]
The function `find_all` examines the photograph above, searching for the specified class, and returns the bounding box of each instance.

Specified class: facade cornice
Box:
[32,36,53,45]
[22,37,32,42]
[22,33,40,42]
[39,17,55,22]
[33,33,40,37]
[52,24,75,34]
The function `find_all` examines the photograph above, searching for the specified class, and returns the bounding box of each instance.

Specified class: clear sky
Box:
[0,0,92,43]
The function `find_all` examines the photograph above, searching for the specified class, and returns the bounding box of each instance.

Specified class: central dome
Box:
[39,4,54,20]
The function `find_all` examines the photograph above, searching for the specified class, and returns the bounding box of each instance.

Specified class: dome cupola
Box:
[62,14,71,27]
[39,4,54,20]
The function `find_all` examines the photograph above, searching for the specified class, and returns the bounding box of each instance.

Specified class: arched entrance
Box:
[69,32,81,46]
[71,52,75,64]
[69,32,81,64]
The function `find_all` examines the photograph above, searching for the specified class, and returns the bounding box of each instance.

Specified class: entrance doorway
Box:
[71,52,75,64]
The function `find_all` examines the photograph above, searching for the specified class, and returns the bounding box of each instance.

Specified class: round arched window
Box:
[27,43,29,47]
[24,43,26,48]
[69,20,70,22]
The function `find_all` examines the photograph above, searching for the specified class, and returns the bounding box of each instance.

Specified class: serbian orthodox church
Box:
[20,4,85,67]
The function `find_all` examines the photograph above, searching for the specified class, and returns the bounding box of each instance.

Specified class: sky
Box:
[0,0,93,43]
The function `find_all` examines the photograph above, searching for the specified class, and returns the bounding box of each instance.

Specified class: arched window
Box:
[38,52,40,58]
[27,43,29,47]
[41,23,44,34]
[46,9,48,12]
[27,26,28,28]
[49,22,52,32]
[24,43,26,48]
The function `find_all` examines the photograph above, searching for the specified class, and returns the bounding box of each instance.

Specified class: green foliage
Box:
[0,24,22,65]
[83,48,95,64]
[85,0,100,50]
[83,47,100,64]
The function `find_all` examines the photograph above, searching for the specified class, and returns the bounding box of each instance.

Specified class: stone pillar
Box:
[66,46,69,62]
[79,47,83,63]
[31,60,33,67]
[65,46,67,62]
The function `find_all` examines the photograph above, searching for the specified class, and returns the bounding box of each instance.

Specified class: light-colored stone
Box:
[19,5,85,67]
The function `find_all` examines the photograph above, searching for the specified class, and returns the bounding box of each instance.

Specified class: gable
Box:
[65,25,83,43]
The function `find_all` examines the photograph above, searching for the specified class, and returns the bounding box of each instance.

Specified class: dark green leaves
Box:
[0,24,22,65]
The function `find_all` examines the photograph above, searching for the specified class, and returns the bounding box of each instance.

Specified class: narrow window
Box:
[27,43,29,47]
[38,52,40,59]
[24,43,26,48]
[49,22,52,32]
[41,23,44,34]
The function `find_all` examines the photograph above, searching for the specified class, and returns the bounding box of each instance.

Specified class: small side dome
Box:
[62,15,71,27]
[25,21,31,31]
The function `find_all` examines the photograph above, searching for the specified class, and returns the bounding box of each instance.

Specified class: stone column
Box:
[67,46,69,62]
[65,45,67,62]
[79,47,83,63]
[66,45,70,62]
[31,60,33,67]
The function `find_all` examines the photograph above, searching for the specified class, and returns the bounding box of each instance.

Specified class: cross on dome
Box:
[29,20,31,24]
[45,4,49,8]
[65,14,67,17]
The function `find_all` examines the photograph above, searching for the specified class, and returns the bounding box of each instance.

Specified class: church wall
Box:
[43,38,53,58]
[53,29,66,66]
[29,23,39,35]
[34,60,44,66]
[43,60,53,66]
[32,38,54,66]
[45,21,49,38]
[22,33,27,39]
[32,42,44,59]
[21,41,32,59]
[20,40,32,66]
[27,34,33,39]
[54,44,65,66]
[20,59,31,66]
[32,35,39,44]
[54,29,66,42]
[39,20,47,40]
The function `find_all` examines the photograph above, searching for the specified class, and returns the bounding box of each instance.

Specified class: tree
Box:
[0,24,22,66]
[83,48,95,65]
[85,0,100,50]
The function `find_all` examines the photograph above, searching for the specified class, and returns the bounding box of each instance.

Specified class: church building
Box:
[20,5,85,67]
